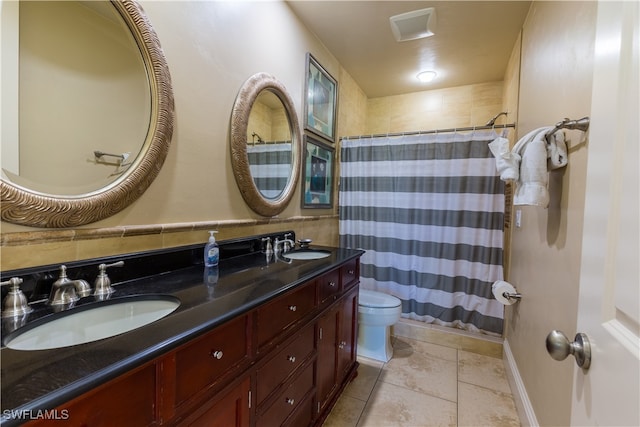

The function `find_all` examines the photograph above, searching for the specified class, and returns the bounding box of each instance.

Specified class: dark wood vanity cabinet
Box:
[178,377,251,427]
[26,363,158,427]
[24,257,360,427]
[316,285,358,417]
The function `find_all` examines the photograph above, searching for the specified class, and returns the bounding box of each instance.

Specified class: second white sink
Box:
[5,296,180,351]
[284,250,331,260]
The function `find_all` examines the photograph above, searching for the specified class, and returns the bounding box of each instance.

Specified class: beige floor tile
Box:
[380,338,458,402]
[458,382,521,427]
[393,337,458,362]
[345,357,384,401]
[324,394,367,427]
[357,381,456,427]
[458,351,512,394]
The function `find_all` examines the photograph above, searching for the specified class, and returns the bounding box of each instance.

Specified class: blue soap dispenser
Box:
[204,231,219,267]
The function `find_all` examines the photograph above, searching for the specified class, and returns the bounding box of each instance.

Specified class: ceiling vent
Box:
[389,8,436,42]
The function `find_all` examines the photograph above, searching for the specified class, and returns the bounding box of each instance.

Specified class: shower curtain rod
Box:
[340,123,515,140]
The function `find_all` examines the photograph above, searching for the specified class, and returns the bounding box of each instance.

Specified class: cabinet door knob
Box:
[210,350,223,360]
[287,355,296,363]
[338,341,347,349]
[329,281,336,287]
[288,305,297,312]
[348,270,355,275]
[285,398,295,405]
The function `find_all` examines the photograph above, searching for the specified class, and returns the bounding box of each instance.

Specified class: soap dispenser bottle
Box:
[204,231,219,267]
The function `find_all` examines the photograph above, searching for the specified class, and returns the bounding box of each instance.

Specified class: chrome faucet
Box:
[274,234,295,253]
[283,233,295,252]
[48,265,91,306]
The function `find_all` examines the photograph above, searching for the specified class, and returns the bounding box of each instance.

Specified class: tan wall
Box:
[364,82,505,135]
[505,2,597,426]
[1,1,364,270]
[501,31,523,282]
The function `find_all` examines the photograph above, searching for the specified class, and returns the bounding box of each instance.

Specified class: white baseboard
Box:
[503,339,539,427]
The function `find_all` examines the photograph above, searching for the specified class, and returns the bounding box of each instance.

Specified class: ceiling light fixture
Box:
[417,71,437,83]
[389,8,436,42]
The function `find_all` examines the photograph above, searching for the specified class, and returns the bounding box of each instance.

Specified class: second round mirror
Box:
[230,73,301,217]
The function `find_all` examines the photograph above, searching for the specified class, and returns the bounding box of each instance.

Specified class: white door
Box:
[571,1,639,426]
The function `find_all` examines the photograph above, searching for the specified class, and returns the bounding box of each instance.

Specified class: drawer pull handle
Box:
[286,398,295,405]
[348,270,355,275]
[287,355,296,363]
[339,341,347,349]
[329,281,336,287]
[288,305,297,312]
[210,350,224,360]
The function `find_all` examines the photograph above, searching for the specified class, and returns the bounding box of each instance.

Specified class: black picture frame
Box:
[304,53,337,144]
[302,135,334,209]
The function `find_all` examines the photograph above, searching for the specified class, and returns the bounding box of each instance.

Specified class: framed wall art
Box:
[302,135,334,209]
[304,53,337,143]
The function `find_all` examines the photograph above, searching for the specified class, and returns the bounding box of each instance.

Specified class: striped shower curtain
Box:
[339,130,506,335]
[247,143,292,199]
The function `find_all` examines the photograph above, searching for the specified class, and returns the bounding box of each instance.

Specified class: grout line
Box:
[456,348,460,427]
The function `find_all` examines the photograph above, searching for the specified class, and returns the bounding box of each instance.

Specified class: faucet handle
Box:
[262,237,273,254]
[93,261,124,297]
[1,277,33,318]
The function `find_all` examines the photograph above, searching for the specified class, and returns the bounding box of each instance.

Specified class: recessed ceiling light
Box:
[417,71,437,83]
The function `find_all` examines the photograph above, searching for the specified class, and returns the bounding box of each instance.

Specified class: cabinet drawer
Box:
[283,393,314,427]
[256,283,316,348]
[318,268,341,303]
[256,325,315,405]
[27,364,157,427]
[179,377,250,427]
[175,315,249,406]
[341,259,359,290]
[256,362,314,427]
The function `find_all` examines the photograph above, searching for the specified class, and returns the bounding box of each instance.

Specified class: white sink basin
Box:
[5,296,180,351]
[284,250,331,260]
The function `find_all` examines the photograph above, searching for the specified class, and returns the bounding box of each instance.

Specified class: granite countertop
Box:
[0,246,363,426]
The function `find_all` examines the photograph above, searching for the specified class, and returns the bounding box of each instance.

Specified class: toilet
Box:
[358,289,402,362]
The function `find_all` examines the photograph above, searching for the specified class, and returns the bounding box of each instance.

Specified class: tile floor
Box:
[323,336,521,427]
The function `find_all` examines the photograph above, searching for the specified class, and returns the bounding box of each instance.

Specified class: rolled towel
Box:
[488,137,521,181]
[547,130,568,170]
[514,128,551,207]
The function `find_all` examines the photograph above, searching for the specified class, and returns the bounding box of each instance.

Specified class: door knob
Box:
[545,330,591,370]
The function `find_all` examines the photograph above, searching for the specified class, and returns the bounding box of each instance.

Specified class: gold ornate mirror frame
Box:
[230,73,302,217]
[0,0,174,228]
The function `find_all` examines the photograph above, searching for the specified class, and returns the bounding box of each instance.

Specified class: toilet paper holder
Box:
[502,291,522,301]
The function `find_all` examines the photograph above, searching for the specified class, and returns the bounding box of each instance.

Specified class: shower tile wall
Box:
[365,82,504,135]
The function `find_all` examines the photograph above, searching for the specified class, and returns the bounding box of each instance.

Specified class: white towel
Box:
[513,127,552,207]
[488,137,520,181]
[547,130,568,170]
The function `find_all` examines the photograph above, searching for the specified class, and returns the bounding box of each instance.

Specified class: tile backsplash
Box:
[1,215,338,271]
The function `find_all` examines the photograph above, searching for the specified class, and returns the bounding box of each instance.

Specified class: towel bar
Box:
[545,117,590,143]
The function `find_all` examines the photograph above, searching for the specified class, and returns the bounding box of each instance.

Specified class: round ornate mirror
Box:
[0,0,174,228]
[230,73,301,217]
